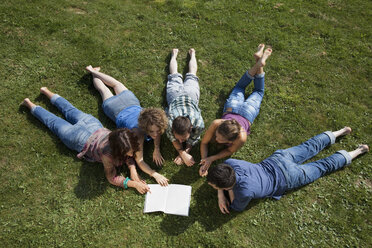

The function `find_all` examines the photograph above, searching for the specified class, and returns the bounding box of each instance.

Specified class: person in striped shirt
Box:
[165,48,204,167]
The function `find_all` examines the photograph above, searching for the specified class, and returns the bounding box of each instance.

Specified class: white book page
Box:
[164,184,192,216]
[143,184,168,213]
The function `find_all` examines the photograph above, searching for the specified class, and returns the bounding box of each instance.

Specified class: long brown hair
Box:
[108,128,139,160]
[216,120,241,141]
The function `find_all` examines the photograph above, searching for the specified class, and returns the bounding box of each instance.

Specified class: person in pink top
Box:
[200,44,272,177]
[22,87,150,194]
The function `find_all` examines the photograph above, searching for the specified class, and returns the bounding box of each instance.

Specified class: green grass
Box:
[1,0,371,247]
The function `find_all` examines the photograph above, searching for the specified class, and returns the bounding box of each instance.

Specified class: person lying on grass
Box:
[165,48,204,167]
[199,44,272,177]
[206,126,369,213]
[85,66,169,186]
[22,87,150,194]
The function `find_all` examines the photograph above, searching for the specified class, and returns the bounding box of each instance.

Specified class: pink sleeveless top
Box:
[222,113,251,135]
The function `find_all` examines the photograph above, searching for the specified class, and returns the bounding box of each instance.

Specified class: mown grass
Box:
[0,0,371,247]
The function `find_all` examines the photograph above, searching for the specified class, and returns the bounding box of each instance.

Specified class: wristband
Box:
[123,177,131,189]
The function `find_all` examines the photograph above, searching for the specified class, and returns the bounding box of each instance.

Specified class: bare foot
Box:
[333,126,352,138]
[358,144,369,153]
[171,48,179,58]
[257,48,272,67]
[189,48,195,57]
[21,98,35,110]
[40,87,55,99]
[341,126,352,135]
[254,44,265,61]
[86,65,100,73]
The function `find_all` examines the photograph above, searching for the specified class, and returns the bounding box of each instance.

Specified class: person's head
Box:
[216,120,241,143]
[109,128,139,160]
[207,163,236,190]
[138,108,168,139]
[172,116,192,143]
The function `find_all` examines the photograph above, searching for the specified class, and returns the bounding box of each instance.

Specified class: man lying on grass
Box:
[206,127,369,213]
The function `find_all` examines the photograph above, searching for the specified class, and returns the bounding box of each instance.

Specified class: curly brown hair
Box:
[216,119,241,141]
[109,128,139,160]
[138,108,168,134]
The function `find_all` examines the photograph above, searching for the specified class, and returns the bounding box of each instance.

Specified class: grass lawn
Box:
[1,0,371,247]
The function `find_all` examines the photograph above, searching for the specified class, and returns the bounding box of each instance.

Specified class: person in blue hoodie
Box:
[206,127,368,213]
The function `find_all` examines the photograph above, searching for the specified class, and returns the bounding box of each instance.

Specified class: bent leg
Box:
[223,72,254,112]
[90,67,114,101]
[86,66,127,95]
[31,106,82,151]
[241,74,265,123]
[50,94,92,125]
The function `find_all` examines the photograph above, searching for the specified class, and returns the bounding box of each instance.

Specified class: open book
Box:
[143,184,192,216]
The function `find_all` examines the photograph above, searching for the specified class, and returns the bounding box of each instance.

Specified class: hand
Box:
[218,191,230,214]
[134,181,150,194]
[180,152,195,167]
[174,155,184,165]
[153,149,164,166]
[199,157,212,176]
[152,172,169,186]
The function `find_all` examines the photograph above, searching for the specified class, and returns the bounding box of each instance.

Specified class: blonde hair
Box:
[138,108,168,134]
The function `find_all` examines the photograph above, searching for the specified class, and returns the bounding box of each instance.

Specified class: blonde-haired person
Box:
[85,66,169,186]
[200,44,272,177]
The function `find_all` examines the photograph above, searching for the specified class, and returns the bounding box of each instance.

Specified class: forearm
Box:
[200,143,209,159]
[185,143,192,154]
[208,149,233,162]
[172,140,185,154]
[136,159,156,177]
[129,165,140,181]
[154,135,161,152]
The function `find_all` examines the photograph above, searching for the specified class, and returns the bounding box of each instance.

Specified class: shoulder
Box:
[238,129,248,142]
[225,159,252,170]
[211,119,224,127]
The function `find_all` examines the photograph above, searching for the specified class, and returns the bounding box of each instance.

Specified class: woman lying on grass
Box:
[85,66,169,186]
[22,87,150,194]
[200,44,272,177]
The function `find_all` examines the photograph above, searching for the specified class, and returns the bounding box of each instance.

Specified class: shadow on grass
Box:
[74,162,108,199]
[77,73,116,130]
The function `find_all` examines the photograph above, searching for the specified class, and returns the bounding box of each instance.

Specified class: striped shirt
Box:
[166,95,204,146]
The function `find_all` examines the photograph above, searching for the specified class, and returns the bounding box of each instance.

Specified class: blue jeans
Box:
[166,73,200,105]
[264,132,352,190]
[102,90,141,122]
[223,71,265,124]
[31,95,103,152]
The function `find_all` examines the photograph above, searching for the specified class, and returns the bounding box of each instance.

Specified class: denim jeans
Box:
[223,71,265,124]
[31,95,103,152]
[166,73,200,105]
[263,132,352,190]
[102,90,141,122]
